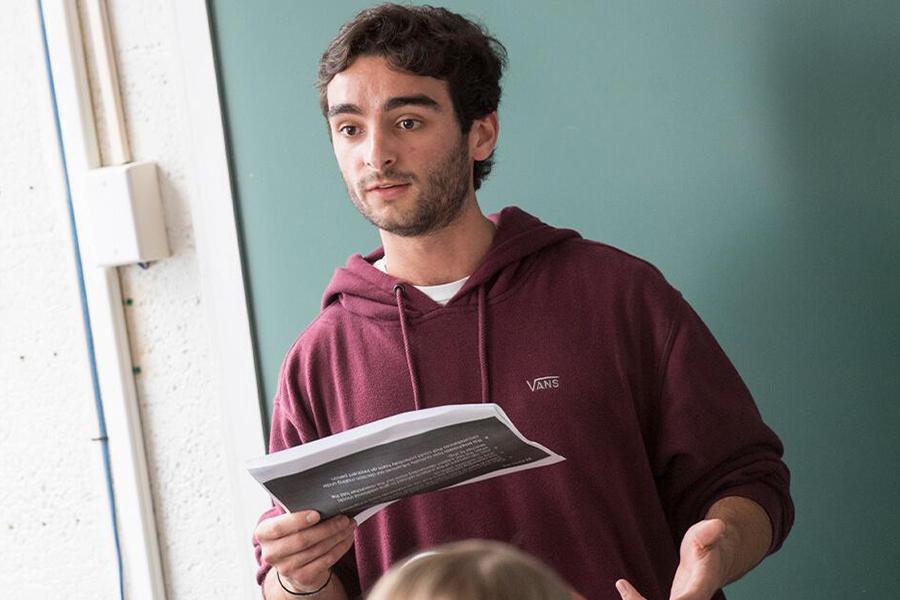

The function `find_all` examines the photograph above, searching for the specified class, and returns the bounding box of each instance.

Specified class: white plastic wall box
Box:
[83,161,170,267]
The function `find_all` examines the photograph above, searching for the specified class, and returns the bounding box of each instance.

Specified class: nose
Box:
[364,126,396,170]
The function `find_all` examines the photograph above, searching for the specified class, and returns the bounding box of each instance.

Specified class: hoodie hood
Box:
[322,206,580,319]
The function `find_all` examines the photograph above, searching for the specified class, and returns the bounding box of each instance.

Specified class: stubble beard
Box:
[346,137,472,237]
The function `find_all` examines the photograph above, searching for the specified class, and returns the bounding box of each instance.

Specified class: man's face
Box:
[325,55,474,237]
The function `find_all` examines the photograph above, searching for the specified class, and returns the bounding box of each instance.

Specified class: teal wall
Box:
[209,1,899,597]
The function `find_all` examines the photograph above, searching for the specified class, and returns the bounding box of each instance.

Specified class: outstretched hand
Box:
[615,518,733,600]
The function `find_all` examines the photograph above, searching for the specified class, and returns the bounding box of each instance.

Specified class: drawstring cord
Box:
[478,286,490,404]
[392,283,490,409]
[394,284,423,409]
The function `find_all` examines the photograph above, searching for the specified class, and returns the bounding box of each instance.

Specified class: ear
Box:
[468,112,499,162]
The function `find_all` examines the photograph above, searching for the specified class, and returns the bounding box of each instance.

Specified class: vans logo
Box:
[527,376,559,392]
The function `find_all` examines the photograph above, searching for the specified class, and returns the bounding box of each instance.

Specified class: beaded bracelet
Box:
[276,569,333,597]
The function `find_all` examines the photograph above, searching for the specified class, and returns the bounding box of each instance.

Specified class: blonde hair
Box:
[366,540,573,600]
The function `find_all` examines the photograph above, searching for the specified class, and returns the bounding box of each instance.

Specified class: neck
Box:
[380,199,495,286]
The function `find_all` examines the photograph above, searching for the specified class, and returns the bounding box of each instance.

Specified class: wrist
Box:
[705,496,772,584]
[713,517,741,585]
[277,568,333,597]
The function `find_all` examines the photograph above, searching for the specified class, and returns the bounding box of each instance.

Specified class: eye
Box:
[338,124,360,137]
[397,119,421,131]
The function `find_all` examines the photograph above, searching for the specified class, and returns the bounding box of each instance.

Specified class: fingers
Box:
[282,526,356,586]
[257,511,357,590]
[277,517,356,573]
[259,513,355,566]
[615,579,647,600]
[255,510,321,541]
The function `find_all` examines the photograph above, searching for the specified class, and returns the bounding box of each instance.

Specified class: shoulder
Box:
[271,303,350,437]
[281,303,348,368]
[558,236,662,270]
[541,237,679,299]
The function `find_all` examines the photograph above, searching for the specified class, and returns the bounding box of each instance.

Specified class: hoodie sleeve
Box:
[253,346,362,597]
[269,344,320,450]
[650,296,794,555]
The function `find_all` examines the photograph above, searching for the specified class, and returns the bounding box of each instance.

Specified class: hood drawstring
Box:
[394,284,422,410]
[478,285,490,404]
[393,283,491,410]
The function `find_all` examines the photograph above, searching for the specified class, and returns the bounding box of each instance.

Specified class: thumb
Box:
[615,579,647,600]
[688,518,727,549]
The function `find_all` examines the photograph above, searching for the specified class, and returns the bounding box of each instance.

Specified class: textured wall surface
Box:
[1,1,247,597]
[0,2,119,597]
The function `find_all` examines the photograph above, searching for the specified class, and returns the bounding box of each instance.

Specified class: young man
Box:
[254,5,793,600]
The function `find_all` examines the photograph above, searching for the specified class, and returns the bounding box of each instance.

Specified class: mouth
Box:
[365,181,410,192]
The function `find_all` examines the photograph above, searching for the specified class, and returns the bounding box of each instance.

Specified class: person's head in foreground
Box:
[366,540,584,600]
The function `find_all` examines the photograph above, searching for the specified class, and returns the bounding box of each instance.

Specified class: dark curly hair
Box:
[317,3,507,191]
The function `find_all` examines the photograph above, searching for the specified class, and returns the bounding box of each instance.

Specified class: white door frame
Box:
[169,2,270,595]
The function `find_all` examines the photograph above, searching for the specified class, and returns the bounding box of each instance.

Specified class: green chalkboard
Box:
[209,1,900,597]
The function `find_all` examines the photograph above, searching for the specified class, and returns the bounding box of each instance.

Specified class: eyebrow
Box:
[326,103,362,119]
[384,94,441,112]
[326,94,442,119]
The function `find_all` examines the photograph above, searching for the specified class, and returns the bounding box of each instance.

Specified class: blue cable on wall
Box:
[37,2,126,598]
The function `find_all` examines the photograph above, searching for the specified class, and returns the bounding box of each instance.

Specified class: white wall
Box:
[1,3,119,594]
[1,1,252,597]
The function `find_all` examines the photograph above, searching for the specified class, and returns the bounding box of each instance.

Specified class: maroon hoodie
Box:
[255,206,793,599]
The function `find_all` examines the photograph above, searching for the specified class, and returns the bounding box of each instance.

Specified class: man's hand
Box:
[256,510,356,598]
[615,496,772,600]
[615,518,731,600]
